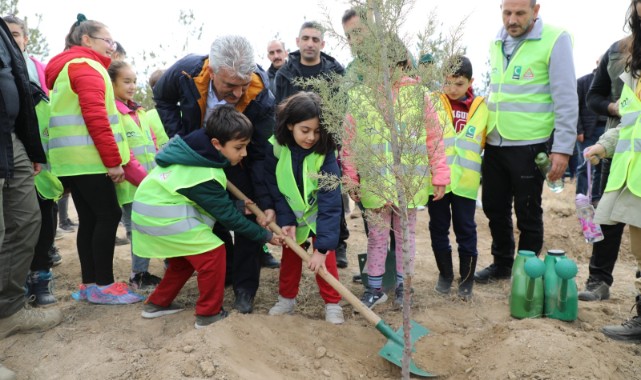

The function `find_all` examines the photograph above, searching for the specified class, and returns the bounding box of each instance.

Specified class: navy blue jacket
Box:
[264,143,341,252]
[152,54,275,209]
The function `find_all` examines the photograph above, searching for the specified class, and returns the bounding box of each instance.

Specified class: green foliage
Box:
[0,0,49,60]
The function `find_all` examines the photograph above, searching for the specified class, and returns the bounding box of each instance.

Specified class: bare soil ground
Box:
[2,182,641,379]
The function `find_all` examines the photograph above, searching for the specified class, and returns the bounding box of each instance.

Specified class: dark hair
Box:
[3,15,26,36]
[65,13,107,50]
[107,60,131,82]
[204,105,253,145]
[113,41,126,59]
[148,69,165,89]
[275,92,336,155]
[627,0,641,77]
[446,55,473,80]
[300,21,325,38]
[342,7,366,25]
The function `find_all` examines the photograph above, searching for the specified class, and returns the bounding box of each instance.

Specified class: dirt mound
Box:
[2,182,640,379]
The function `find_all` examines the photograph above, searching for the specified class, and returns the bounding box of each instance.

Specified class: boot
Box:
[27,270,57,306]
[458,255,477,301]
[433,251,454,294]
[335,241,348,269]
[0,307,63,339]
[601,295,641,342]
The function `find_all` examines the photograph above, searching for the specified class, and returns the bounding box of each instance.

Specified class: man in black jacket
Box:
[0,18,63,378]
[266,39,287,94]
[273,21,350,268]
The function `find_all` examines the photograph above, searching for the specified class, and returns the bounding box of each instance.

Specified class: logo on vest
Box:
[523,68,534,80]
[158,171,171,181]
[512,66,522,80]
[465,126,476,139]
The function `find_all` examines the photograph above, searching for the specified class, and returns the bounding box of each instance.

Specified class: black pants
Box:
[31,196,55,271]
[61,174,121,285]
[219,164,263,296]
[482,144,546,268]
[427,193,478,256]
[587,160,625,285]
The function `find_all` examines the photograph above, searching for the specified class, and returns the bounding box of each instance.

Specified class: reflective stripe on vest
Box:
[434,94,487,199]
[605,83,641,197]
[487,24,566,141]
[131,163,227,258]
[34,95,64,201]
[115,110,158,206]
[271,137,324,244]
[350,83,432,208]
[48,58,129,177]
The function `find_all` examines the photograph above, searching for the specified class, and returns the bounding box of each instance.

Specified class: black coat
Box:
[0,19,45,179]
[577,71,607,138]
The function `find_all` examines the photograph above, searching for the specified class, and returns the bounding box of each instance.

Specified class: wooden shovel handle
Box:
[226,181,382,326]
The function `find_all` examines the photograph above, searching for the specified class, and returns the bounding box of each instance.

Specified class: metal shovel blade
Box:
[376,320,434,377]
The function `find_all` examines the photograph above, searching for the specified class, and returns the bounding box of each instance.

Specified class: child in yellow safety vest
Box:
[108,61,168,291]
[428,56,487,301]
[264,92,345,324]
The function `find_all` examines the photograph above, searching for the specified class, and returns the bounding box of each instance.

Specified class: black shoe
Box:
[352,273,362,283]
[474,263,511,284]
[336,242,348,269]
[233,290,254,314]
[578,278,610,301]
[433,251,454,294]
[261,247,280,269]
[115,235,130,246]
[48,245,62,267]
[602,315,641,342]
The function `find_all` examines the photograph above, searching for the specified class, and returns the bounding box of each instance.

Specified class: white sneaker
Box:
[325,303,344,324]
[268,295,296,315]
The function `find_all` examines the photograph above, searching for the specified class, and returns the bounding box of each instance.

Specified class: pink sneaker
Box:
[86,282,144,305]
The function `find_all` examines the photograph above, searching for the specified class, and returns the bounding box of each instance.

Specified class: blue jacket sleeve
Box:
[313,150,342,252]
[264,145,297,227]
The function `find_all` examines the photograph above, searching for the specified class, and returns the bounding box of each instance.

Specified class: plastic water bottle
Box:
[575,194,604,243]
[535,152,564,193]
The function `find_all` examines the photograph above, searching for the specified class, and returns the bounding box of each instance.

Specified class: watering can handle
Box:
[226,181,383,326]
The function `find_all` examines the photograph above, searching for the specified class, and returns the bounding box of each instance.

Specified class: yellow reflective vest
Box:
[605,83,641,197]
[434,94,487,200]
[271,137,325,244]
[488,24,566,140]
[115,109,158,206]
[146,108,169,150]
[48,58,129,176]
[34,96,64,201]
[132,164,227,258]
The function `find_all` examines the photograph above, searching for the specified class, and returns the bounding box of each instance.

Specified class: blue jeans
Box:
[122,202,150,273]
[576,126,605,200]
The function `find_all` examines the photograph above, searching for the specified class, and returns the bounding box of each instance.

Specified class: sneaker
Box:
[0,363,16,380]
[602,315,641,342]
[0,306,63,339]
[62,218,77,227]
[474,263,511,284]
[141,302,184,319]
[195,309,228,329]
[49,245,62,267]
[115,235,130,246]
[394,283,414,309]
[360,287,388,309]
[71,284,87,301]
[578,278,610,301]
[86,282,144,305]
[58,220,75,232]
[268,295,296,315]
[129,272,162,290]
[325,303,344,324]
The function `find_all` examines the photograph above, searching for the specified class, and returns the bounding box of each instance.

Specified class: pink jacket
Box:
[30,56,48,96]
[341,76,450,189]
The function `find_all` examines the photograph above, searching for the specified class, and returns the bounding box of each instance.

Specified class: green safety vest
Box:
[432,94,487,200]
[146,108,170,150]
[487,24,566,140]
[605,83,641,197]
[131,164,226,258]
[115,110,158,206]
[48,58,129,176]
[270,137,325,244]
[33,96,64,201]
[350,84,431,209]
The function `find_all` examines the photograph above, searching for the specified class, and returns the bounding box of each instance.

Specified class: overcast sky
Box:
[18,0,630,80]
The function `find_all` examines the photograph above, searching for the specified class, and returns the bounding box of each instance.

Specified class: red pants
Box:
[279,241,341,304]
[147,245,225,316]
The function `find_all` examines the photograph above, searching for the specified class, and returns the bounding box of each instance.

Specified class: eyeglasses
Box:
[89,36,116,48]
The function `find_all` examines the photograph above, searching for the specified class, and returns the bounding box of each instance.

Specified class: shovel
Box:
[226,181,434,377]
